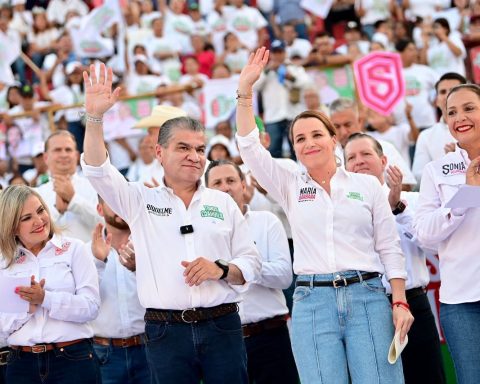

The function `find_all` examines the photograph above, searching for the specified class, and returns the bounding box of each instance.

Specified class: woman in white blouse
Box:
[414,84,480,384]
[0,185,101,384]
[235,47,413,384]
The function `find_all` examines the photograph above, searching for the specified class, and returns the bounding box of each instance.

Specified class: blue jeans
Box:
[440,301,480,384]
[6,339,102,384]
[291,271,404,384]
[93,343,151,384]
[144,311,247,384]
[245,323,298,383]
[265,119,293,159]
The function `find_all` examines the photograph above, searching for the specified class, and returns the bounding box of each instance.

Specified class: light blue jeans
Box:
[440,301,480,384]
[291,271,404,384]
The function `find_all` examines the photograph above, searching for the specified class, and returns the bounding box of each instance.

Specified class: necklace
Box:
[321,180,326,184]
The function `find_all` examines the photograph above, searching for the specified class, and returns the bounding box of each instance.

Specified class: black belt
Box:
[242,314,288,338]
[388,287,426,302]
[145,303,239,324]
[0,347,9,366]
[296,272,380,288]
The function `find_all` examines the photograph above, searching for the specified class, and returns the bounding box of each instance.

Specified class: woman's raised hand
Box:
[238,47,269,91]
[83,63,121,118]
[466,156,480,186]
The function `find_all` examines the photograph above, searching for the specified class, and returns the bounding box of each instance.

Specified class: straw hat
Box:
[133,105,187,129]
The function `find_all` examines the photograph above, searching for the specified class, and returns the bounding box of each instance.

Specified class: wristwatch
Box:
[214,259,229,280]
[392,201,407,216]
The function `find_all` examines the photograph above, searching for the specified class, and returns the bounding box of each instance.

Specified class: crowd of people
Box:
[0,0,479,383]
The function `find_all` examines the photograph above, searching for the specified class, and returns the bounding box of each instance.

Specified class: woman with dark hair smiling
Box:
[235,47,413,384]
[0,185,101,383]
[414,84,480,384]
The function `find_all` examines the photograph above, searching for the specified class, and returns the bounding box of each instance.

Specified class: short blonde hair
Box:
[0,185,58,268]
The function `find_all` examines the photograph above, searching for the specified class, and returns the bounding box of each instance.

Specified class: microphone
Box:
[180,225,194,235]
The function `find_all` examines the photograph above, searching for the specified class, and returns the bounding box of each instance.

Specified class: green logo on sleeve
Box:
[346,192,364,201]
[200,205,224,220]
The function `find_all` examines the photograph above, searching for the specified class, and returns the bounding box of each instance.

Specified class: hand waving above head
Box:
[238,47,270,91]
[83,63,121,118]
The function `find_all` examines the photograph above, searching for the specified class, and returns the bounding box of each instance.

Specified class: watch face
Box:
[217,259,228,268]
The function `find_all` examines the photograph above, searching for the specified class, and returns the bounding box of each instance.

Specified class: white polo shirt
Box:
[0,235,100,346]
[240,208,291,324]
[237,128,406,280]
[414,146,480,304]
[81,155,261,310]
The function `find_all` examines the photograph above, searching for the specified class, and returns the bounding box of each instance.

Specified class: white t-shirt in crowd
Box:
[393,64,438,129]
[427,32,466,77]
[223,5,267,50]
[369,123,413,166]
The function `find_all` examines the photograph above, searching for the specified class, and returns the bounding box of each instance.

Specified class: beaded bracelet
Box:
[237,100,253,107]
[392,301,410,311]
[85,114,103,124]
[236,89,253,99]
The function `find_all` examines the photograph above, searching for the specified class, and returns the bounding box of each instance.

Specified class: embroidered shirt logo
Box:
[200,205,224,220]
[442,162,466,176]
[298,187,317,202]
[346,192,364,201]
[15,250,26,264]
[55,242,71,256]
[147,204,172,216]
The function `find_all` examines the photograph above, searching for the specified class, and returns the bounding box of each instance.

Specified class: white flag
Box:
[202,75,239,129]
[0,30,21,85]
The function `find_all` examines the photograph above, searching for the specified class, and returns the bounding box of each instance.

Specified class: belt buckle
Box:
[333,275,347,288]
[0,350,9,365]
[181,308,197,323]
[31,345,47,353]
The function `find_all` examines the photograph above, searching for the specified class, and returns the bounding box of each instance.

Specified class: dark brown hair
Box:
[289,110,337,142]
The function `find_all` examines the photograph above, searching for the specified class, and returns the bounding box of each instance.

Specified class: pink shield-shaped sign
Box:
[353,52,405,116]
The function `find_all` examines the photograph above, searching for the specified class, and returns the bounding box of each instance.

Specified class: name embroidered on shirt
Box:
[298,187,317,202]
[346,192,364,201]
[442,162,466,176]
[200,205,224,220]
[147,204,173,216]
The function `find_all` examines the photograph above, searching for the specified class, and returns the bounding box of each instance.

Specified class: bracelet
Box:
[85,114,103,124]
[236,89,253,99]
[237,100,253,107]
[392,301,410,311]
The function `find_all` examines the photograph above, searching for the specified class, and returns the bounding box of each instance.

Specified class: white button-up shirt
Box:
[81,155,261,310]
[237,128,406,280]
[414,146,480,304]
[382,187,431,293]
[240,208,291,324]
[0,235,100,346]
[88,242,146,338]
[36,173,102,242]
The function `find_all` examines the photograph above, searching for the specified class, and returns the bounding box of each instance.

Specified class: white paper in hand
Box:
[445,185,480,209]
[388,332,408,364]
[0,276,30,313]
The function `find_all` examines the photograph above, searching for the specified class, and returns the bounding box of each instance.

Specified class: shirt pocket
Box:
[438,176,464,206]
[39,257,75,293]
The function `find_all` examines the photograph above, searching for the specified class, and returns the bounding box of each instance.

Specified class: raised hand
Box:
[238,47,270,91]
[386,165,403,210]
[466,156,480,186]
[83,63,121,118]
[91,223,111,262]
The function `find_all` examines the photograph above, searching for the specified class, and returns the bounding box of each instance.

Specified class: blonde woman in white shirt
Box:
[414,84,480,384]
[0,185,101,384]
[236,47,414,384]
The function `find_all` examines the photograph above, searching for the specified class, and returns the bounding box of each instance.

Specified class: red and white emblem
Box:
[353,52,405,116]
